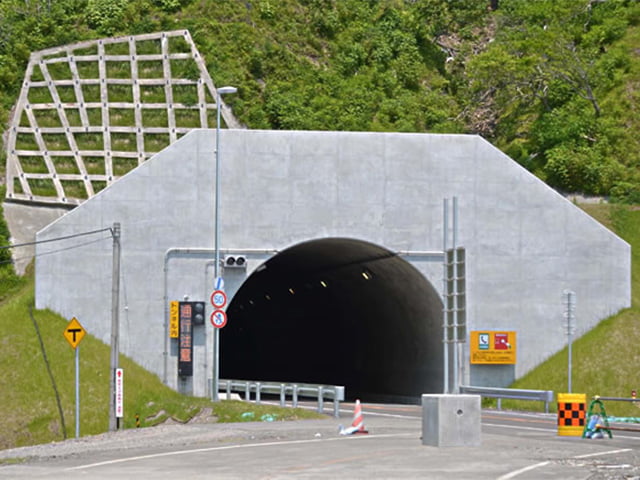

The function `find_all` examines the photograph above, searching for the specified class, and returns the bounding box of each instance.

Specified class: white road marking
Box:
[574,448,632,459]
[483,422,554,433]
[496,461,551,480]
[65,432,414,471]
[496,448,633,480]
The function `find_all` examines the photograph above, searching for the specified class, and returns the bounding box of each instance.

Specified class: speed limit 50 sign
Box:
[210,290,227,308]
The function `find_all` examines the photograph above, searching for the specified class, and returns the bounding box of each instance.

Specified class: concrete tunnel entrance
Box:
[221,237,444,403]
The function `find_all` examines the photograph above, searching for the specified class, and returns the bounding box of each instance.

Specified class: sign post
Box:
[211,278,227,401]
[63,317,86,438]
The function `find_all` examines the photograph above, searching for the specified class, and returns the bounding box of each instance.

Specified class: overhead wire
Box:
[0,226,113,250]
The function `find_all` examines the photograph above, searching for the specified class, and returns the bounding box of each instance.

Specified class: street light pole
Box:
[108,222,121,431]
[213,86,237,402]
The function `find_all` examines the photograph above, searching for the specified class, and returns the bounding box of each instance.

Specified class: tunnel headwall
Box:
[33,129,630,398]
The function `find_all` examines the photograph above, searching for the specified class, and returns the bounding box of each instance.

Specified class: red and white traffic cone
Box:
[350,399,368,434]
[338,399,369,435]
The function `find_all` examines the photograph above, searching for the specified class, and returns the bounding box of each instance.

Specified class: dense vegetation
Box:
[2,0,640,201]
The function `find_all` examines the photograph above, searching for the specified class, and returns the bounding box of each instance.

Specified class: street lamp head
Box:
[217,86,238,95]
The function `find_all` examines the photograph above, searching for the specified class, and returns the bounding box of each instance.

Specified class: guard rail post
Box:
[333,386,344,418]
[317,386,324,413]
[219,379,344,417]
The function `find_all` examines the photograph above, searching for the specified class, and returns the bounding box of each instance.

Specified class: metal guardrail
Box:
[219,379,345,418]
[460,385,554,413]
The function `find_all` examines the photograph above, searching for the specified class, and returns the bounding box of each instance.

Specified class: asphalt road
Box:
[1,403,639,479]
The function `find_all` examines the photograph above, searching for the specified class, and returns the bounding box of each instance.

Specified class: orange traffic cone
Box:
[338,399,370,435]
[350,399,368,434]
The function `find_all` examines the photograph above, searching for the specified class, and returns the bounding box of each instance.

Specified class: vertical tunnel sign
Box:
[169,301,179,338]
[178,302,193,376]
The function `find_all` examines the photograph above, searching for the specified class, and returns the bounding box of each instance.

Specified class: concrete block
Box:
[422,394,481,447]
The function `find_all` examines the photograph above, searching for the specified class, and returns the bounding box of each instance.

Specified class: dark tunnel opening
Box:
[221,237,443,404]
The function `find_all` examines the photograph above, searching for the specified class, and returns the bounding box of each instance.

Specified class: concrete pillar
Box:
[421,394,481,447]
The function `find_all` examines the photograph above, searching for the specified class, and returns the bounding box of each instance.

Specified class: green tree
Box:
[465,0,637,195]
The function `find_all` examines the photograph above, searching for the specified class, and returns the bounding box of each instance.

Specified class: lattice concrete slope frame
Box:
[5,30,240,206]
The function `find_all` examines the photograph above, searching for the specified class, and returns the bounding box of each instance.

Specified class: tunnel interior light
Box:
[265,294,271,300]
[362,270,371,280]
[289,288,295,295]
[320,280,328,288]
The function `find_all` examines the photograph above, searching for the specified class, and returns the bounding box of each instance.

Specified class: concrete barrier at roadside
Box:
[421,394,481,447]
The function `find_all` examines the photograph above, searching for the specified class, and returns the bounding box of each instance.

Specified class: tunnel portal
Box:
[221,237,444,403]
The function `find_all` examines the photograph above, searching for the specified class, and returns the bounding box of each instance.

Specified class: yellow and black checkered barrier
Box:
[557,393,586,436]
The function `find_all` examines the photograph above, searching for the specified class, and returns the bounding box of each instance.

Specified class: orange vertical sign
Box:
[169,301,179,338]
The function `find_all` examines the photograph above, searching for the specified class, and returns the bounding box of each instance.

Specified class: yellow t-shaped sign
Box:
[63,317,86,349]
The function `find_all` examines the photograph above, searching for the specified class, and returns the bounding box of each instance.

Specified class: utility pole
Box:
[109,223,121,431]
[563,289,576,393]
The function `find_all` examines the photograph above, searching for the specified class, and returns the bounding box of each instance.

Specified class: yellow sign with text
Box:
[169,301,179,338]
[470,331,516,364]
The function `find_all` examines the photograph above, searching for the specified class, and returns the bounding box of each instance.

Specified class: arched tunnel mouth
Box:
[221,237,443,404]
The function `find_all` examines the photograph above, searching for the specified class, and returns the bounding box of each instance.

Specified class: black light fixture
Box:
[224,255,247,269]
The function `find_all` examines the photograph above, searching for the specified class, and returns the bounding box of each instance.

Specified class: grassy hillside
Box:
[0,265,321,450]
[507,204,640,417]
[3,1,640,199]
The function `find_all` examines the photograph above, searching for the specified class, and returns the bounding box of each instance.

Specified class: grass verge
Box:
[495,204,640,417]
[0,267,323,450]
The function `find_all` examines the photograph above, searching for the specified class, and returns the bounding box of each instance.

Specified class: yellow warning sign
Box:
[557,392,586,436]
[470,331,516,364]
[169,301,179,338]
[63,317,86,349]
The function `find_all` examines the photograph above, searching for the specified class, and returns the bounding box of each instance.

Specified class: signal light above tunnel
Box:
[224,255,246,269]
[192,301,205,325]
